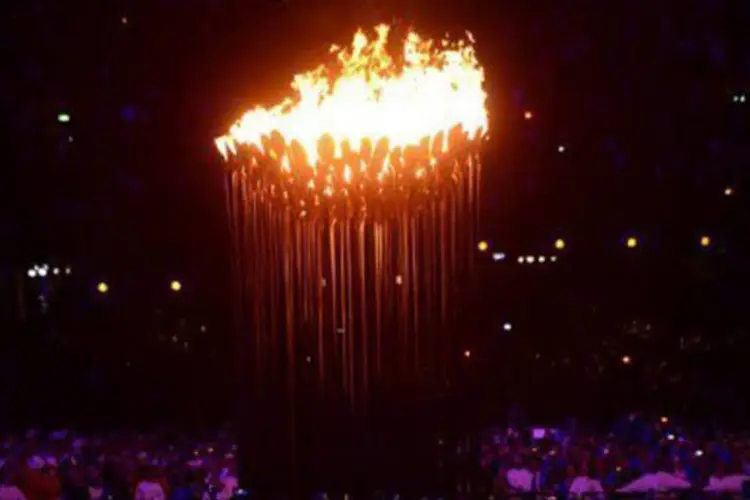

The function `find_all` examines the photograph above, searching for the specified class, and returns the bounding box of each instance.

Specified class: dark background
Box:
[2,0,749,430]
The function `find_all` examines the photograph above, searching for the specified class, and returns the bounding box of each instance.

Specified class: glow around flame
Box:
[216,24,488,209]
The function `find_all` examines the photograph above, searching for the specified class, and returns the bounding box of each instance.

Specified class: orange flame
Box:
[216,24,488,210]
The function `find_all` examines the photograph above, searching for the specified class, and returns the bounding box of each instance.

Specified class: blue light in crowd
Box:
[120,105,138,122]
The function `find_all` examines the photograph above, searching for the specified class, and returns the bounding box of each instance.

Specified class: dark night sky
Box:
[1,0,750,427]
[2,0,748,305]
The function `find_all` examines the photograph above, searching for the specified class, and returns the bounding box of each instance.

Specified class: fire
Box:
[216,24,488,212]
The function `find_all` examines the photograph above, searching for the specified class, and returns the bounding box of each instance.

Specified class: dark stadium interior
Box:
[2,0,750,497]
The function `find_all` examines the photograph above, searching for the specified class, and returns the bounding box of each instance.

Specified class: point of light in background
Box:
[395,275,403,285]
[554,238,565,250]
[733,93,746,103]
[37,267,48,277]
[463,350,471,358]
[121,16,128,25]
[503,322,512,331]
[621,355,632,365]
[538,256,546,263]
[525,255,535,264]
[57,113,70,123]
[27,269,37,278]
[523,110,533,120]
[97,282,109,294]
[557,145,566,153]
[53,267,60,275]
[550,255,558,262]
[492,252,505,261]
[517,256,524,264]
[724,186,734,196]
[626,236,638,249]
[660,416,669,424]
[170,280,182,292]
[65,266,72,275]
[477,240,489,252]
[120,105,138,122]
[700,235,711,248]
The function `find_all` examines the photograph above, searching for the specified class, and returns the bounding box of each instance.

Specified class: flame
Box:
[216,24,488,210]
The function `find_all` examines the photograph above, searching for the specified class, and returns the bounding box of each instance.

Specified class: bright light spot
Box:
[523,110,533,120]
[306,356,312,363]
[626,236,638,249]
[557,145,565,153]
[477,240,489,252]
[550,255,558,262]
[503,322,512,331]
[37,267,48,277]
[52,267,60,275]
[463,350,471,358]
[121,16,128,24]
[68,136,74,143]
[200,325,207,333]
[525,255,535,264]
[660,416,669,424]
[96,282,109,294]
[700,236,711,248]
[27,269,37,278]
[395,275,403,285]
[554,238,565,250]
[492,252,505,261]
[517,256,524,264]
[695,450,704,457]
[538,256,546,263]
[170,280,182,292]
[64,266,72,275]
[621,355,632,365]
[667,433,675,441]
[57,113,70,123]
[724,186,734,196]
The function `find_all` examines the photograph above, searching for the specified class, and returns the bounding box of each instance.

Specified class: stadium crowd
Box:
[0,431,238,500]
[478,414,750,498]
[2,414,750,500]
